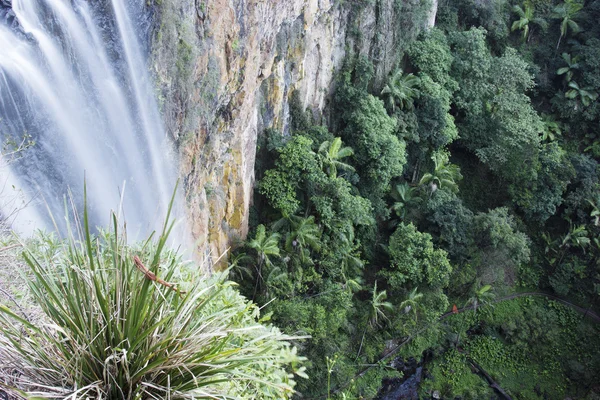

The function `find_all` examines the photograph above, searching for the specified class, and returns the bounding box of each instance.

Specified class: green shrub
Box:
[0,192,305,399]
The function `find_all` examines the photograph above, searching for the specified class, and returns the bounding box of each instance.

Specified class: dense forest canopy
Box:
[2,0,600,398]
[232,0,600,398]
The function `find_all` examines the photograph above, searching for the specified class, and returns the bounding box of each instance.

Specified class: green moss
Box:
[231,39,240,53]
[425,297,600,399]
[421,349,492,399]
[176,38,193,81]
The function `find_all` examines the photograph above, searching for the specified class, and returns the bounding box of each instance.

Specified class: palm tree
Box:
[565,81,598,106]
[247,224,281,294]
[390,182,421,219]
[465,283,495,315]
[399,287,423,324]
[340,248,364,293]
[553,0,583,49]
[560,224,590,252]
[511,1,548,41]
[419,152,462,194]
[557,52,580,82]
[380,69,420,112]
[264,264,288,297]
[369,281,394,327]
[342,275,363,294]
[228,252,252,281]
[283,215,321,264]
[248,224,281,266]
[541,231,563,266]
[318,137,355,178]
[333,226,364,292]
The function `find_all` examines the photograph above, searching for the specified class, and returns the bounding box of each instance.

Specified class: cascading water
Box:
[0,0,183,240]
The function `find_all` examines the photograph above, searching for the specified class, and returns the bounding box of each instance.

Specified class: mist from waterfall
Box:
[0,0,183,241]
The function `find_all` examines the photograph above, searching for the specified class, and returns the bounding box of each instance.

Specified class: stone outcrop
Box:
[150,0,436,267]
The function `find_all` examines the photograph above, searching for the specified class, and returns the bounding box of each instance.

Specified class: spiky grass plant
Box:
[0,189,306,399]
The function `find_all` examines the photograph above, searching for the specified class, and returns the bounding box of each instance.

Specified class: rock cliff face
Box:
[150,0,435,266]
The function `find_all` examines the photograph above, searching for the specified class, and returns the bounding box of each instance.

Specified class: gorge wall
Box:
[149,0,436,266]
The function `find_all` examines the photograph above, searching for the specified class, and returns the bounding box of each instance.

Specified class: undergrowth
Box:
[0,187,306,399]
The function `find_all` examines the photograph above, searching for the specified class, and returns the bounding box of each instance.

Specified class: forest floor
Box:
[331,292,600,399]
[440,291,600,323]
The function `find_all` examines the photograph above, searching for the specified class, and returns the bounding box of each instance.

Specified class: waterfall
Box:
[0,0,182,240]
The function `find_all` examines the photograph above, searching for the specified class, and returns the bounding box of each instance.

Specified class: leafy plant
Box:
[557,53,581,82]
[369,281,393,328]
[540,114,562,142]
[587,199,600,226]
[380,69,421,112]
[553,0,583,49]
[390,182,421,220]
[465,282,495,315]
[511,1,547,41]
[0,188,305,399]
[399,287,424,323]
[565,81,598,106]
[419,152,462,194]
[318,137,355,178]
[560,223,590,252]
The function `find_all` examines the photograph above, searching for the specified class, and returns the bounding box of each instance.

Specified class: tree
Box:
[284,215,322,256]
[247,224,281,294]
[407,28,456,90]
[473,208,531,278]
[369,281,394,327]
[390,182,421,220]
[248,224,281,267]
[553,0,583,49]
[450,29,542,183]
[465,283,495,314]
[408,30,459,149]
[565,81,598,106]
[511,142,574,223]
[336,227,365,288]
[338,89,406,216]
[414,79,459,148]
[511,1,547,41]
[259,136,320,217]
[425,190,475,263]
[380,69,421,112]
[399,287,424,323]
[318,137,355,178]
[382,223,452,290]
[419,151,462,194]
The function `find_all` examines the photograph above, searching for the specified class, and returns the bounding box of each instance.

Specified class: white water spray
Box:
[0,0,182,239]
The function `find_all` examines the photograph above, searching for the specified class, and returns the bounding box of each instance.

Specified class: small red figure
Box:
[452,304,459,314]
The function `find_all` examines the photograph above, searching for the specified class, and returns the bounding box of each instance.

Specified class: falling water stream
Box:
[0,0,181,239]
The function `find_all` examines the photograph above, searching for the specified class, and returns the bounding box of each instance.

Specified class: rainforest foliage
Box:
[232,0,600,398]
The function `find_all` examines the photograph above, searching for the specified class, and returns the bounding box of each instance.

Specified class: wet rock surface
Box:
[0,0,17,29]
[375,357,424,400]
